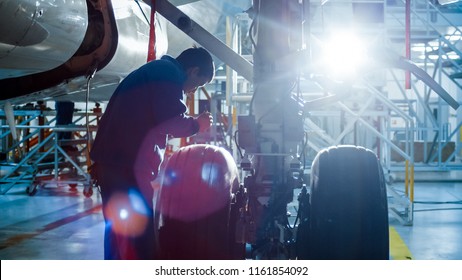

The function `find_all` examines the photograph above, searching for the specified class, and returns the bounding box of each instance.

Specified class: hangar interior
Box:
[0,0,462,260]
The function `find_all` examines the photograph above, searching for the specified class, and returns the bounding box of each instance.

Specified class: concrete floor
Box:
[0,180,461,260]
[390,181,462,260]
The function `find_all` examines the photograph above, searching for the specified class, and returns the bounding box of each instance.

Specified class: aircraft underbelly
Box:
[98,1,168,77]
[0,0,88,79]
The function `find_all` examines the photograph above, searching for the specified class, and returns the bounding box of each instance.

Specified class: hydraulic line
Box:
[85,66,97,167]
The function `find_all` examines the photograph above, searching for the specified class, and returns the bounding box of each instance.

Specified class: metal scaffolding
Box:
[0,108,100,197]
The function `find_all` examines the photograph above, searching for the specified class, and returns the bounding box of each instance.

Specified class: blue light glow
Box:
[201,162,220,187]
[162,168,178,187]
[128,189,148,215]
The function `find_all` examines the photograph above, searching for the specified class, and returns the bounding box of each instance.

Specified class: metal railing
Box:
[0,109,100,196]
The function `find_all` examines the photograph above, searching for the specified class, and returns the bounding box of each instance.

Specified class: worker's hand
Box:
[196,111,213,133]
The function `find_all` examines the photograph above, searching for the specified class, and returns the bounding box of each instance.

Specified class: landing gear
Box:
[155,144,389,260]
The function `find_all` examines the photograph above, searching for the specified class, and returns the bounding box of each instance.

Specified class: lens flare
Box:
[161,168,178,187]
[105,191,150,237]
[119,208,129,220]
[128,189,148,215]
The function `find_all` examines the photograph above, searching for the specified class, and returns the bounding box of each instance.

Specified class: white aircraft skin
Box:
[0,0,251,106]
[0,0,88,79]
[0,0,168,105]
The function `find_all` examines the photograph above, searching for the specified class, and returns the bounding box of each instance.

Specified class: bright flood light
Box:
[319,31,367,80]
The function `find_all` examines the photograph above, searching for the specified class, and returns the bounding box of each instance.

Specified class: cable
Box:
[300,131,308,170]
[234,130,244,159]
[134,0,150,25]
[246,3,259,50]
[256,82,297,125]
[85,65,97,169]
[413,207,462,213]
[414,200,462,205]
[247,3,259,116]
[411,200,462,213]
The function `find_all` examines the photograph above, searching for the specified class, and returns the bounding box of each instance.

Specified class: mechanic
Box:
[90,46,214,259]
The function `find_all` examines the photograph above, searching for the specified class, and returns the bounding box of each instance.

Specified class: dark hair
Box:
[176,46,215,81]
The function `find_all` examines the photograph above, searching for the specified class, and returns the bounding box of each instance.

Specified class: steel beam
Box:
[156,0,253,82]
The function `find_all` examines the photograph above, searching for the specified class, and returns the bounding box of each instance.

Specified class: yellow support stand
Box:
[410,162,414,203]
[403,159,415,225]
[404,159,415,203]
[405,160,409,197]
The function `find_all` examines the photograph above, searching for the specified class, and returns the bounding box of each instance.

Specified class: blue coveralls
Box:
[90,55,200,260]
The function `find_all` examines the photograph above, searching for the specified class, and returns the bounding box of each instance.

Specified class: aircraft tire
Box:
[301,145,389,259]
[157,144,245,260]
